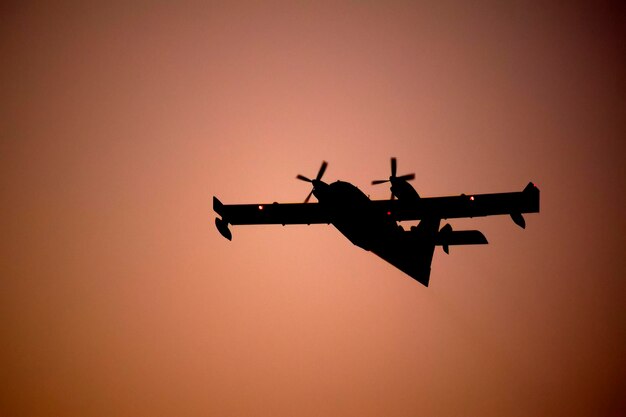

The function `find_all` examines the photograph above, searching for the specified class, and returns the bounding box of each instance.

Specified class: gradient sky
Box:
[1,2,624,416]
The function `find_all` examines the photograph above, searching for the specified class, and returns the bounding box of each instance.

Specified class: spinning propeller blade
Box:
[304,189,314,204]
[397,173,415,181]
[297,161,328,203]
[316,161,328,181]
[371,158,415,192]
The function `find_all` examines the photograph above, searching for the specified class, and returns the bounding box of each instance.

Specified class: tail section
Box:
[436,223,488,254]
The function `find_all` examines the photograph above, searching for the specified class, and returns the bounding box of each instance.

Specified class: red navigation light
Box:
[470,196,475,201]
[387,211,391,215]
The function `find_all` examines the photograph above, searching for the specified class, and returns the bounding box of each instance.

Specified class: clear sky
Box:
[1,2,624,416]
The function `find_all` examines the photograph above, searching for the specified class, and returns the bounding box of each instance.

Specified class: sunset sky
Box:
[1,2,624,416]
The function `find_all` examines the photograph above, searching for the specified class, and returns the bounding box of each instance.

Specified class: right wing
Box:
[372,182,540,226]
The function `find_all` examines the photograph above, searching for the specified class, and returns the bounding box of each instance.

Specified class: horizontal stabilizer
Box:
[435,230,488,246]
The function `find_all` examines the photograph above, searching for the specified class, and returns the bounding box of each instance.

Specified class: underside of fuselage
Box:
[314,180,438,285]
[314,181,397,249]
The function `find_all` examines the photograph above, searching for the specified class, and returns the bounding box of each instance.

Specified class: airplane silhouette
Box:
[213,159,540,286]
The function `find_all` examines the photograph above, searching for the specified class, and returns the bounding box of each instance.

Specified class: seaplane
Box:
[213,158,539,286]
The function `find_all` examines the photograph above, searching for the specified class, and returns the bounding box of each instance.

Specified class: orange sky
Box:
[1,2,624,416]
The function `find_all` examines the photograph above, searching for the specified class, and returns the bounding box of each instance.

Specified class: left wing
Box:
[213,197,330,240]
[213,197,330,226]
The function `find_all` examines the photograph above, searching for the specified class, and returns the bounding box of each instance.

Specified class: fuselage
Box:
[312,180,400,250]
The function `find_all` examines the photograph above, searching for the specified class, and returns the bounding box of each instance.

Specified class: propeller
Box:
[296,161,328,203]
[371,157,415,199]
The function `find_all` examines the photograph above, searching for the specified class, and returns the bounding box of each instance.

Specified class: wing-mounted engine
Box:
[372,157,419,201]
[435,223,488,254]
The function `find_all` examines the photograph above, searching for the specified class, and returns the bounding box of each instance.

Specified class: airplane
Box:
[212,158,540,286]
